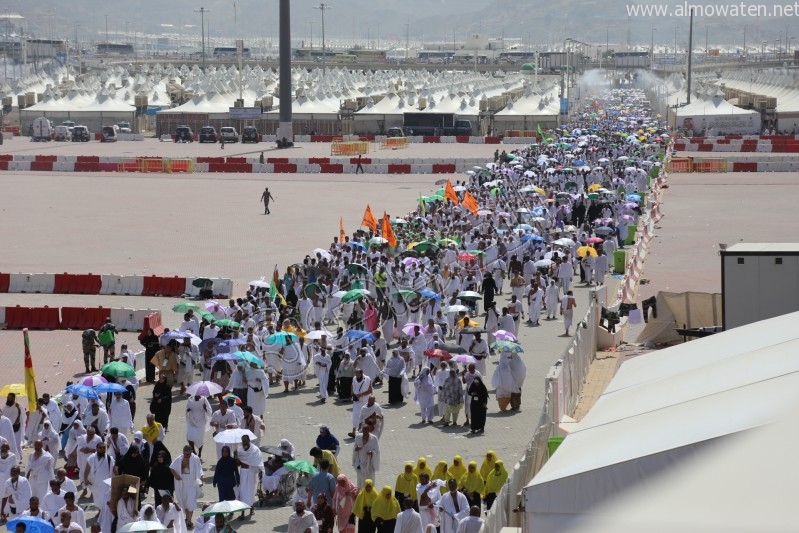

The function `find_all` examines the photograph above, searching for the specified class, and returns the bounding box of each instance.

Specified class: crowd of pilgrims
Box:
[0,89,663,532]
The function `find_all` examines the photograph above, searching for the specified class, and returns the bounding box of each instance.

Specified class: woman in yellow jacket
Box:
[370,485,400,533]
[483,459,509,510]
[458,461,485,509]
[412,457,433,480]
[352,479,378,532]
[479,450,499,481]
[432,460,455,495]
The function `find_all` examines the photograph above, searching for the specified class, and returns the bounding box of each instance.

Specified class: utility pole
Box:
[105,14,109,54]
[743,25,746,57]
[405,22,409,61]
[195,7,210,70]
[313,3,331,70]
[687,8,693,104]
[277,0,293,142]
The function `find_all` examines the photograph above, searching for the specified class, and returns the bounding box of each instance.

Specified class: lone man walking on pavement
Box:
[260,187,275,214]
[355,153,365,174]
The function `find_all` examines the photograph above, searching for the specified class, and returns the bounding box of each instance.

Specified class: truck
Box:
[31,117,53,141]
[402,113,473,136]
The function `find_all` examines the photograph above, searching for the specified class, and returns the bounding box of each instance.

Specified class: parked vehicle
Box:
[242,126,259,143]
[175,125,194,142]
[386,127,405,138]
[402,113,473,136]
[71,125,91,142]
[61,120,76,129]
[199,125,218,143]
[219,126,239,143]
[101,125,119,142]
[116,121,132,133]
[31,117,53,141]
[54,125,72,141]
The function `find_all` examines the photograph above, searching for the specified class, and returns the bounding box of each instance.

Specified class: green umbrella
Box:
[191,278,213,288]
[214,319,241,328]
[198,310,215,322]
[587,192,600,200]
[341,289,371,303]
[467,249,487,256]
[391,218,408,225]
[172,302,201,314]
[436,188,446,197]
[202,500,251,517]
[392,289,417,299]
[304,283,322,296]
[266,332,299,345]
[490,187,501,195]
[411,241,438,252]
[438,238,459,246]
[346,263,369,276]
[283,460,318,475]
[100,361,136,378]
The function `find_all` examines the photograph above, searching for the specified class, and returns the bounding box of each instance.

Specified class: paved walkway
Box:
[0,166,603,531]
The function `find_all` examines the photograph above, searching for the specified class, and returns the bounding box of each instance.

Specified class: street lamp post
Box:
[105,14,109,54]
[194,7,210,70]
[650,26,656,67]
[313,3,331,70]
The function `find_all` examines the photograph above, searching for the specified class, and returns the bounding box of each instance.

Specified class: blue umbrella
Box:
[574,159,586,166]
[210,353,242,362]
[348,241,366,250]
[218,339,247,350]
[65,384,100,400]
[530,234,546,242]
[418,289,441,300]
[344,330,375,342]
[198,337,224,352]
[7,516,55,533]
[160,330,191,346]
[625,193,642,203]
[94,383,127,393]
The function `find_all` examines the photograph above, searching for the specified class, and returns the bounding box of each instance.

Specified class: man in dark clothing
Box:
[355,154,365,174]
[260,187,275,214]
[481,272,497,312]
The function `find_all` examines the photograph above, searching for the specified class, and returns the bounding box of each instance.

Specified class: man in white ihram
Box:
[185,394,212,460]
[235,435,264,518]
[83,441,115,533]
[287,499,318,533]
[352,425,380,488]
[438,478,469,533]
[25,440,54,500]
[456,505,485,533]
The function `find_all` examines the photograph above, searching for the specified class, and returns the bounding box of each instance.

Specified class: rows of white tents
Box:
[523,311,799,533]
[8,62,561,136]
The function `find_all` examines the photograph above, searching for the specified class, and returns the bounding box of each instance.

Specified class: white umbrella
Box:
[186,381,224,397]
[248,279,269,288]
[444,304,470,313]
[305,330,329,340]
[202,500,252,517]
[213,428,257,444]
[313,248,333,261]
[118,521,169,533]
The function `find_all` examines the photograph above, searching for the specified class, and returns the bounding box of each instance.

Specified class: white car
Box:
[219,127,239,143]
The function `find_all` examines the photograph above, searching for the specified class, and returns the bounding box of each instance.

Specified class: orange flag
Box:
[444,180,460,205]
[462,191,479,216]
[339,217,346,244]
[382,212,398,248]
[361,204,378,232]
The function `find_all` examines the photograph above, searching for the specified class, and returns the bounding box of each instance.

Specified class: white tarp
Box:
[523,311,799,533]
[635,291,723,345]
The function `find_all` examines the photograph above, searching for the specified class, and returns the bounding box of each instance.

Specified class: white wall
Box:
[723,253,799,329]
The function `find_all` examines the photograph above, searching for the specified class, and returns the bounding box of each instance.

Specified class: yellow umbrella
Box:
[587,184,602,192]
[407,242,421,250]
[576,246,598,257]
[0,384,27,397]
[533,186,546,195]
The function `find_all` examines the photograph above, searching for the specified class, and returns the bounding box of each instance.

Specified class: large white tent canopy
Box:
[523,311,799,533]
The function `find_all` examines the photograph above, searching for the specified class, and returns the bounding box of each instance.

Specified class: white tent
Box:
[675,88,760,134]
[522,311,799,533]
[635,291,723,345]
[564,398,799,533]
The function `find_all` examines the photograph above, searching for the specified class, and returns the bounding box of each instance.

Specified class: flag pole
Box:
[23,328,38,412]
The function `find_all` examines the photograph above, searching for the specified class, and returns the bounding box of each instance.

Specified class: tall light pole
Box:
[405,22,409,61]
[743,24,746,57]
[313,2,331,70]
[195,7,210,70]
[650,26,655,67]
[105,14,109,54]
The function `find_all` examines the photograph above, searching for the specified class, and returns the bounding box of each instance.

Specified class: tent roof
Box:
[525,311,799,518]
[564,398,799,533]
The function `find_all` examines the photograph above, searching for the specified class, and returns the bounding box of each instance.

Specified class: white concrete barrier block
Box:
[8,161,30,171]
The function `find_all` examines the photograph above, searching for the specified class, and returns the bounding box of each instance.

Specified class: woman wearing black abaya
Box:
[150,374,173,430]
[467,376,489,434]
[140,328,160,383]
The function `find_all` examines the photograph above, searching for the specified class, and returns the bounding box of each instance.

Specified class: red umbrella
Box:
[423,349,452,361]
[586,237,604,244]
[458,252,476,261]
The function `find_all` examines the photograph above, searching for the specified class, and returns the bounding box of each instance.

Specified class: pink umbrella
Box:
[451,354,477,365]
[494,330,517,342]
[458,252,476,262]
[402,257,420,267]
[80,375,108,387]
[620,214,635,223]
[204,301,228,315]
[402,323,427,336]
[586,237,604,244]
